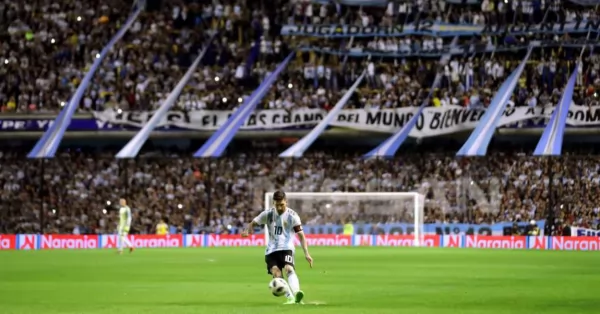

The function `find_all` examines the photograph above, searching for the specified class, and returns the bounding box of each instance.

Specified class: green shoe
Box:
[295,290,305,304]
[283,296,296,305]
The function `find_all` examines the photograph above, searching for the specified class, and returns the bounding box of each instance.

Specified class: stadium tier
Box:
[2,0,599,113]
[4,1,600,313]
[0,0,599,237]
[0,144,598,236]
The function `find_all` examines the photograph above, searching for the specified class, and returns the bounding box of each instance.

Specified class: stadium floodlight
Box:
[264,192,426,246]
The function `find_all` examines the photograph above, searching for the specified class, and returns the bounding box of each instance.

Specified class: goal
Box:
[263,192,426,246]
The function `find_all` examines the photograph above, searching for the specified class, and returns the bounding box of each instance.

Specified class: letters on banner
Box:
[5,234,600,251]
[571,227,600,237]
[300,39,600,58]
[280,20,600,37]
[93,104,600,138]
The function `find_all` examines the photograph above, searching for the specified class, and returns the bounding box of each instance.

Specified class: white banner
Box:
[571,227,600,237]
[92,104,600,138]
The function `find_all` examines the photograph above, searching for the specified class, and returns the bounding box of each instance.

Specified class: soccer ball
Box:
[269,278,288,297]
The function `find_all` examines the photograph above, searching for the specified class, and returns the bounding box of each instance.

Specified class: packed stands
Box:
[2,0,599,113]
[0,0,136,112]
[0,143,597,235]
[0,0,291,112]
[2,0,600,237]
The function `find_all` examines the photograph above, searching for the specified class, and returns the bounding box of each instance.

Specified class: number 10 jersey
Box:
[252,207,302,255]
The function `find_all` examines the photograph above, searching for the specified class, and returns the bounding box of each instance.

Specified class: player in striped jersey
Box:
[242,190,313,305]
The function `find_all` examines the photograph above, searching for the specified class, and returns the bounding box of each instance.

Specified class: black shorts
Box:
[265,250,295,275]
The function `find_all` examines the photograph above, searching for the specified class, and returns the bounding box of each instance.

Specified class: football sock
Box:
[287,272,300,294]
[285,283,293,299]
[280,277,293,298]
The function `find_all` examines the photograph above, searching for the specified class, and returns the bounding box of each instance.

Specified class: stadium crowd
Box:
[2,0,600,113]
[1,145,599,235]
[1,0,600,236]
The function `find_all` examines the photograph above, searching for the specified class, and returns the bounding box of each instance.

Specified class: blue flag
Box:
[364,37,458,158]
[457,48,533,156]
[27,8,142,158]
[280,71,366,158]
[116,37,214,158]
[194,52,294,157]
[533,65,578,156]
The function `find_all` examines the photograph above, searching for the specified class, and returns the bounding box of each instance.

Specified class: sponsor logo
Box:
[444,235,462,248]
[465,236,526,249]
[100,235,183,248]
[13,234,600,251]
[186,235,204,247]
[207,234,266,247]
[294,235,352,247]
[551,237,600,251]
[40,235,99,249]
[130,235,183,248]
[422,235,440,247]
[356,235,372,246]
[376,235,413,247]
[374,235,439,247]
[18,234,37,250]
[528,236,547,250]
[102,235,118,248]
[0,235,16,250]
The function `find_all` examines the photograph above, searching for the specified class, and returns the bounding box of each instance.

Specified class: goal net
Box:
[263,192,426,246]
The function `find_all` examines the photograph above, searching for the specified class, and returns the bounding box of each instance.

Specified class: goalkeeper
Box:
[118,198,135,254]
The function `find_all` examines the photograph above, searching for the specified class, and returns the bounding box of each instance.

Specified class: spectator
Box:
[2,0,600,237]
[3,1,598,113]
[1,142,599,235]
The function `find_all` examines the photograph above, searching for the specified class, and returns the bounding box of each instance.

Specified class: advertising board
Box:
[2,235,599,251]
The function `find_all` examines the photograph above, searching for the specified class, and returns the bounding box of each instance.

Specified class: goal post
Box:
[263,192,426,246]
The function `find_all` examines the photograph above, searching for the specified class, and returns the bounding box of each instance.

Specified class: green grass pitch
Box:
[0,247,598,314]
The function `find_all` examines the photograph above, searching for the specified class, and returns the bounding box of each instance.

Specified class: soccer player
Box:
[118,198,134,254]
[156,219,169,235]
[242,190,313,305]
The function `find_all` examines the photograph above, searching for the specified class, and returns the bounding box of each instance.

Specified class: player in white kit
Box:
[242,190,313,305]
[118,198,134,254]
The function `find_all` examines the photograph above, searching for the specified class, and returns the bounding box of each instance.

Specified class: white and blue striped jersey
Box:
[253,207,302,255]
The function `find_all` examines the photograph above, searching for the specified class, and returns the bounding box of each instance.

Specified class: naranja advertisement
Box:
[3,234,600,251]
